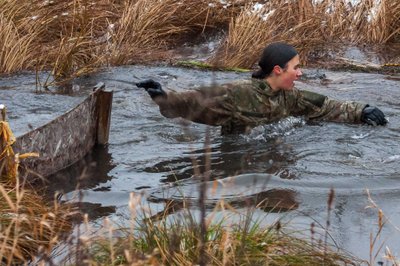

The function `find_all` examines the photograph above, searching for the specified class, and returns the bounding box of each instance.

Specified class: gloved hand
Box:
[136,79,167,99]
[361,105,387,126]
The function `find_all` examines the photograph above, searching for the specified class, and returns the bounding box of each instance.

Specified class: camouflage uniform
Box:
[156,79,366,134]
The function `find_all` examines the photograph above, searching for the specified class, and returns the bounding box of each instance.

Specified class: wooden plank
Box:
[12,84,113,180]
[96,90,113,145]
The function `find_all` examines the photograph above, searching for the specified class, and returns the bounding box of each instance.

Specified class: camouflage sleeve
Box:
[155,87,233,126]
[294,90,366,123]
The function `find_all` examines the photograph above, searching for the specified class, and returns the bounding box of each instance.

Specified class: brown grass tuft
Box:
[0,181,71,264]
[106,0,243,65]
[362,0,400,43]
[209,0,400,69]
[108,0,190,65]
[208,1,335,68]
[0,8,39,73]
[208,4,272,69]
[69,196,359,266]
[0,0,399,79]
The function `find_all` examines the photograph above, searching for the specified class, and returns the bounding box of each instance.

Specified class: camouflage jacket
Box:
[155,79,366,134]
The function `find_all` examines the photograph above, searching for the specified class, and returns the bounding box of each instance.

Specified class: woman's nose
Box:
[297,69,303,77]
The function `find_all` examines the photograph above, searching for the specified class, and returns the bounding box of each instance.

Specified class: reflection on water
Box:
[43,145,116,220]
[144,131,297,183]
[147,188,298,221]
[148,172,299,216]
[2,65,400,260]
[46,145,115,194]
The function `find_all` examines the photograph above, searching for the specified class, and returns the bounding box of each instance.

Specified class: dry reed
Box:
[0,10,39,73]
[0,181,71,265]
[208,3,272,68]
[108,0,187,65]
[343,0,400,44]
[35,0,112,82]
[366,189,400,265]
[209,0,400,68]
[208,1,333,68]
[107,0,245,65]
[0,0,399,80]
[67,193,358,266]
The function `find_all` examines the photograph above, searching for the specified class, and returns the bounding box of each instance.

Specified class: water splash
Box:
[382,155,400,163]
[244,116,306,141]
[351,132,370,139]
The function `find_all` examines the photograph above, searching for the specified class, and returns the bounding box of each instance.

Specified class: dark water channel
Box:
[1,65,400,261]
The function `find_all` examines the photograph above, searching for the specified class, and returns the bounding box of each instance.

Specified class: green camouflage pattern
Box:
[156,79,366,134]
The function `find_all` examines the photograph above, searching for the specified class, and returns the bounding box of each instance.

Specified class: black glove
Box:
[136,79,167,99]
[361,105,387,126]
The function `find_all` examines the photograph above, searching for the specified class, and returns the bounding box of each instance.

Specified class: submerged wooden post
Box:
[94,83,113,145]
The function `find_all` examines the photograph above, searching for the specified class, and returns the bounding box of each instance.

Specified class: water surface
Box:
[1,65,399,261]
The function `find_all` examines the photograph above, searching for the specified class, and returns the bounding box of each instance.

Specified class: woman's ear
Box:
[272,65,283,75]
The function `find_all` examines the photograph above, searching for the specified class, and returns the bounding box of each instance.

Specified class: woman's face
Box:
[278,55,302,90]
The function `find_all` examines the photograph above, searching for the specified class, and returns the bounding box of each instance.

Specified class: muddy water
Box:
[1,66,399,261]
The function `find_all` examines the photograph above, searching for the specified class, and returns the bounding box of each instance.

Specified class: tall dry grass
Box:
[0,0,117,81]
[33,0,114,82]
[365,189,400,265]
[208,0,338,68]
[0,0,244,79]
[208,4,271,68]
[0,0,399,80]
[0,180,71,265]
[346,0,400,44]
[0,3,40,73]
[209,0,400,68]
[107,0,249,65]
[108,0,188,65]
[60,192,359,266]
